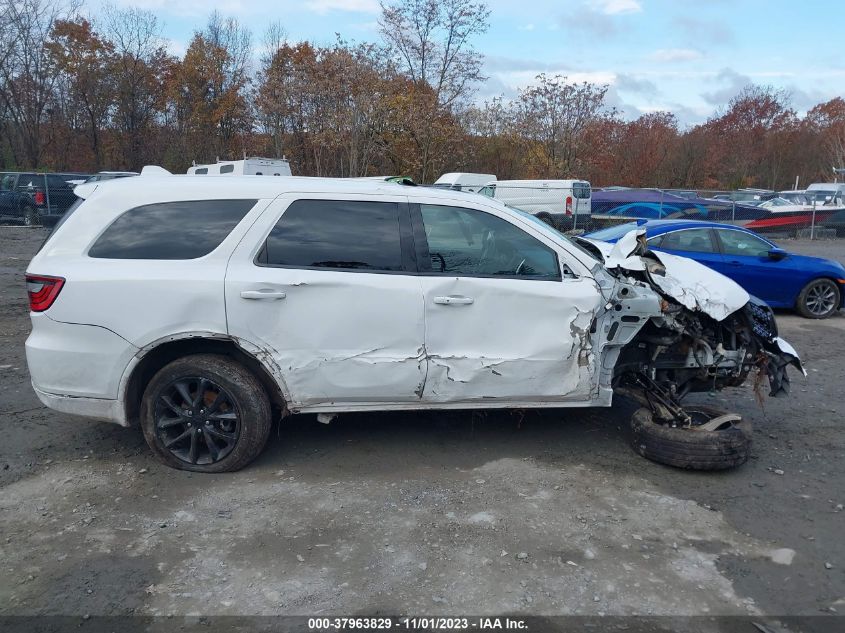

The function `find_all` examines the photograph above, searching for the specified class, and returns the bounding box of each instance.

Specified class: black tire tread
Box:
[140,354,272,473]
[630,405,751,471]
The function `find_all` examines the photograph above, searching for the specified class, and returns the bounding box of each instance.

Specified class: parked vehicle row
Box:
[0,172,83,225]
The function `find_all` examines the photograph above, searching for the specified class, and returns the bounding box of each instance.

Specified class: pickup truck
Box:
[0,172,85,225]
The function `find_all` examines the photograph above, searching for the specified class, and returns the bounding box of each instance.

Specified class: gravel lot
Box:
[1,228,843,622]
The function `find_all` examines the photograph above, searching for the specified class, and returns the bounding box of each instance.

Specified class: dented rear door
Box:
[412,202,603,404]
[225,194,426,408]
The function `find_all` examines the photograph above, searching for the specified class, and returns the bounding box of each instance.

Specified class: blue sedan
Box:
[586,220,845,319]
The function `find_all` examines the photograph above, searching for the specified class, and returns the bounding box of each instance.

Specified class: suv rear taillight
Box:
[25,274,65,312]
[565,195,573,215]
[34,191,45,206]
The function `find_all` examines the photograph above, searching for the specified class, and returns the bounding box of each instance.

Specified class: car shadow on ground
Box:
[252,401,645,477]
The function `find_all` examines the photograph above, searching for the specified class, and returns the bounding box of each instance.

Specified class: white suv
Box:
[25,173,803,472]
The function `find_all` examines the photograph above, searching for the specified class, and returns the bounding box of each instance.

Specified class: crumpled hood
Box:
[585,229,750,322]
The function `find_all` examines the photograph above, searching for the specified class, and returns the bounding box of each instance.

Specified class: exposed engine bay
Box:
[578,230,805,429]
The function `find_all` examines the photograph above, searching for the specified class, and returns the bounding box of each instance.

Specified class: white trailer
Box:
[188,157,292,176]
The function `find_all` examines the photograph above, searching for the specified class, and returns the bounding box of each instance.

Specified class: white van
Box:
[188,157,292,177]
[432,173,496,193]
[478,179,591,228]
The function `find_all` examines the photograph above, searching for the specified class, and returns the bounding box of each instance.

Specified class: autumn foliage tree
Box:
[46,19,114,168]
[1,0,842,189]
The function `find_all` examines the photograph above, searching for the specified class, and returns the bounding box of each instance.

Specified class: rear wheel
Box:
[23,206,40,226]
[630,405,752,471]
[796,278,839,319]
[140,354,272,472]
[535,212,555,228]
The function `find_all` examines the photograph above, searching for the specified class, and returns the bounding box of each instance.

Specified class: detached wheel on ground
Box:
[629,404,752,471]
[140,354,272,472]
[796,278,840,319]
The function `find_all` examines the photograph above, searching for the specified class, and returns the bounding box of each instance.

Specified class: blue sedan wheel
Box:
[796,278,840,319]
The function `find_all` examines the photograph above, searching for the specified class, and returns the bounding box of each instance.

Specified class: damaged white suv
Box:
[25,173,804,472]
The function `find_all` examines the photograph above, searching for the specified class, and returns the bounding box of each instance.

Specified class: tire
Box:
[629,405,752,471]
[140,354,272,473]
[796,278,840,319]
[23,206,40,227]
[535,212,555,228]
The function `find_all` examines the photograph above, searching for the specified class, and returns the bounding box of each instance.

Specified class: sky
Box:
[104,0,845,127]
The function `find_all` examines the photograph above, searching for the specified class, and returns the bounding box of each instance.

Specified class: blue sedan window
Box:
[658,228,716,253]
[718,230,771,257]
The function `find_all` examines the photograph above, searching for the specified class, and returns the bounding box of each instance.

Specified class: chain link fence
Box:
[0,172,87,227]
[3,174,844,241]
[483,185,845,239]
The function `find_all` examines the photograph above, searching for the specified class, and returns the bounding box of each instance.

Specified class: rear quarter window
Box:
[88,199,257,259]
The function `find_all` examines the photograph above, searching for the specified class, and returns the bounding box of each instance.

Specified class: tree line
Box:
[2,0,844,190]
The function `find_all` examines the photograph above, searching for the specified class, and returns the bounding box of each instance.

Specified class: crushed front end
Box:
[581,230,804,429]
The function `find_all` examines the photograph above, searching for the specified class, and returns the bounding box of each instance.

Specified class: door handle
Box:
[240,289,287,300]
[433,295,474,305]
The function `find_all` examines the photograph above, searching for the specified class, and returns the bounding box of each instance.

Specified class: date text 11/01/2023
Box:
[308,617,529,630]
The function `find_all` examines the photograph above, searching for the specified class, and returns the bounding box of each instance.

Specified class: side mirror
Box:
[767,248,788,261]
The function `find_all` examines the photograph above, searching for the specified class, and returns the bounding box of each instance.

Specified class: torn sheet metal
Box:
[644,251,750,322]
[773,336,805,375]
[226,270,428,407]
[418,276,602,403]
[586,231,750,321]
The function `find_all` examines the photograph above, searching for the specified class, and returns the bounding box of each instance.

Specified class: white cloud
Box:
[305,0,380,14]
[589,0,642,15]
[647,48,703,63]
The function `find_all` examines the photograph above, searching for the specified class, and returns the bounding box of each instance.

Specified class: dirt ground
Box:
[1,228,843,623]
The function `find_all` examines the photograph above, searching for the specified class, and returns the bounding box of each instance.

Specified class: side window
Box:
[194,168,208,175]
[419,204,560,280]
[17,174,43,191]
[646,234,664,248]
[1,174,14,191]
[573,183,591,199]
[46,174,68,189]
[261,199,404,272]
[89,199,256,259]
[478,185,495,198]
[658,228,716,253]
[718,230,771,257]
[219,164,234,174]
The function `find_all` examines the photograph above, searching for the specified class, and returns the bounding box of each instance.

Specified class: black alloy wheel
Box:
[154,376,241,466]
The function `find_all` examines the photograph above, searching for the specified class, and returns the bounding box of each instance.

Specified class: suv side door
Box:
[225,194,427,409]
[411,200,602,404]
[712,228,797,306]
[0,173,17,218]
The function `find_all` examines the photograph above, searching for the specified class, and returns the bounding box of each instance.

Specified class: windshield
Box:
[585,221,640,241]
[760,197,791,208]
[810,190,836,200]
[512,209,601,261]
